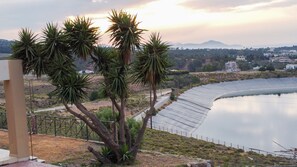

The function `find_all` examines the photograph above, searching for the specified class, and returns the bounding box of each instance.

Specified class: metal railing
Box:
[151,125,295,159]
[0,111,295,160]
[0,111,103,141]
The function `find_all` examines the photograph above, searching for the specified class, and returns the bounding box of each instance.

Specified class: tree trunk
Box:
[130,83,157,158]
[150,84,152,129]
[112,103,118,143]
[119,97,126,146]
[88,146,112,164]
[125,122,132,148]
[64,103,122,162]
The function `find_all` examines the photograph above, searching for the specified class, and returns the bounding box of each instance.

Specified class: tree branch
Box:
[88,146,112,164]
[64,102,121,160]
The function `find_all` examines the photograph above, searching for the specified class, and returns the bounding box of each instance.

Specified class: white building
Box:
[285,64,297,70]
[236,55,246,61]
[225,61,240,72]
[270,56,293,63]
[264,53,273,57]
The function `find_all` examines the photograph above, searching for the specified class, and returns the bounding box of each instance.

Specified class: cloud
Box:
[0,0,154,39]
[0,0,296,46]
[180,0,297,11]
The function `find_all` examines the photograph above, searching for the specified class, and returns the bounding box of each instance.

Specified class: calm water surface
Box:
[194,93,297,152]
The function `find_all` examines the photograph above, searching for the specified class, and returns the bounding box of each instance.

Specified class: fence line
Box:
[0,111,295,159]
[0,111,104,141]
[150,124,295,159]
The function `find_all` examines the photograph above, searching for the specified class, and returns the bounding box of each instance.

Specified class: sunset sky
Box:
[0,0,296,47]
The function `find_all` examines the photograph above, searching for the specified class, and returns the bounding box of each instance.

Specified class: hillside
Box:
[0,39,12,53]
[171,40,243,49]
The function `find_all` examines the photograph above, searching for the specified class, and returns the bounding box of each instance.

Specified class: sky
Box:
[0,0,296,47]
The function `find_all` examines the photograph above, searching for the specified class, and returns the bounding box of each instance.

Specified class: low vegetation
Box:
[143,129,294,166]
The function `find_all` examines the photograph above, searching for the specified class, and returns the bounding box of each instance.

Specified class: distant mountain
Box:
[170,40,244,49]
[0,39,12,53]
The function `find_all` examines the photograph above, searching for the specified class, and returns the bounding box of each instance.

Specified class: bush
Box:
[258,66,266,71]
[168,74,200,89]
[89,87,107,101]
[127,118,141,143]
[89,91,99,101]
[168,70,189,75]
[95,107,118,128]
[266,64,275,71]
[258,64,275,72]
[95,108,141,143]
[170,92,176,100]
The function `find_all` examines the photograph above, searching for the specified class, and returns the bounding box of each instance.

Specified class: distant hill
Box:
[0,39,12,53]
[170,40,244,49]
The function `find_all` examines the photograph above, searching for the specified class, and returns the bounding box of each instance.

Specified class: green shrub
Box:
[95,107,118,128]
[89,91,99,101]
[168,70,189,75]
[120,144,133,162]
[101,146,117,163]
[170,92,176,100]
[127,118,141,143]
[89,87,107,101]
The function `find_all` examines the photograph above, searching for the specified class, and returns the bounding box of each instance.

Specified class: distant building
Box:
[285,64,297,70]
[263,53,273,57]
[278,50,297,56]
[253,66,260,71]
[225,61,240,72]
[236,55,246,61]
[289,50,297,56]
[270,56,293,63]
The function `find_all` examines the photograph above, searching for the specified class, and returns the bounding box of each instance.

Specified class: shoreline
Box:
[152,77,297,134]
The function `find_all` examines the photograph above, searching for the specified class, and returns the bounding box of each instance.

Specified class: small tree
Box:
[131,33,170,156]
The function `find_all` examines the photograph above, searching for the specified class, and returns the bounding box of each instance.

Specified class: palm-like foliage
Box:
[42,23,70,60]
[92,47,117,74]
[107,10,144,64]
[107,65,128,98]
[11,28,39,74]
[93,46,128,99]
[64,17,99,60]
[12,11,158,164]
[52,73,90,104]
[132,33,170,86]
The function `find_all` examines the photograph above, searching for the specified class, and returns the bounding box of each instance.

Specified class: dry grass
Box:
[0,130,193,166]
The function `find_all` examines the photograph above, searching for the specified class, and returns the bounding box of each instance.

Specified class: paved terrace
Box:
[152,77,297,135]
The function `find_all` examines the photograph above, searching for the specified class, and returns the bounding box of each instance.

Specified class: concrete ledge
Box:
[0,149,29,166]
[0,60,9,81]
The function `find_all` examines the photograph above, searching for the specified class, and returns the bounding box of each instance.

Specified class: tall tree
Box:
[107,9,144,65]
[107,10,144,146]
[131,32,170,157]
[12,11,168,165]
[12,17,121,163]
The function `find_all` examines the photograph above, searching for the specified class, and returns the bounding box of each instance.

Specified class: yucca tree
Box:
[107,9,144,65]
[130,32,170,156]
[11,28,45,76]
[13,11,161,164]
[12,17,117,160]
[132,32,170,107]
[64,17,99,60]
[107,10,144,146]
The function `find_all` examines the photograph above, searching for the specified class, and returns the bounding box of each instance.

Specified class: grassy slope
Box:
[143,129,294,166]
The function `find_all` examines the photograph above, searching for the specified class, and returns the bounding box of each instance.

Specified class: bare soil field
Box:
[0,131,193,166]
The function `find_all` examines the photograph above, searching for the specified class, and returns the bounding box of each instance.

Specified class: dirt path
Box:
[0,131,193,166]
